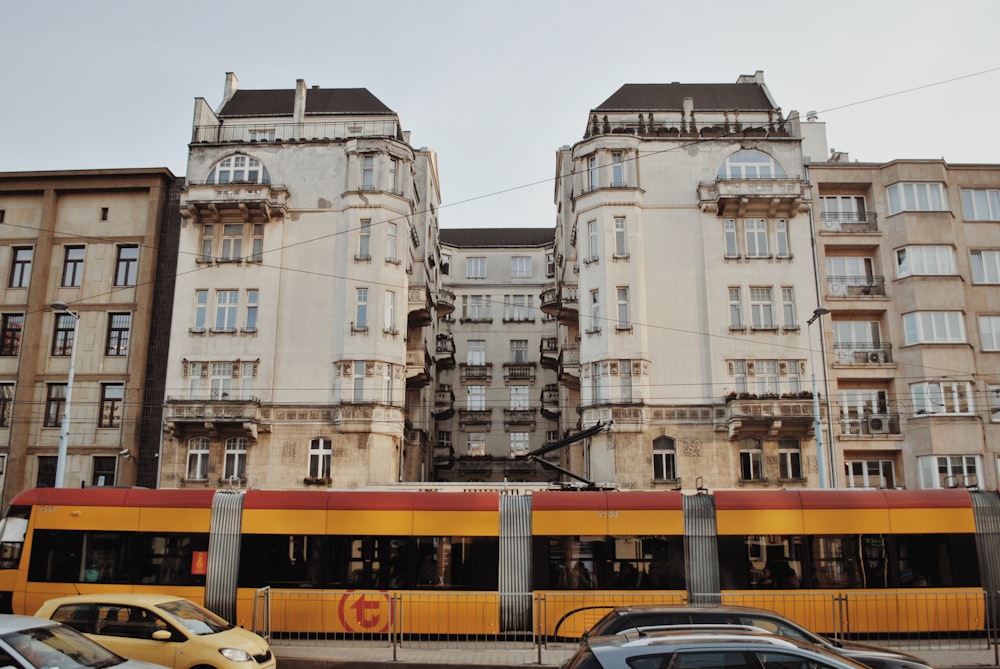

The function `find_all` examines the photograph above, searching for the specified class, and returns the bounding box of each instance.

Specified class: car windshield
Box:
[158,600,231,636]
[3,624,125,669]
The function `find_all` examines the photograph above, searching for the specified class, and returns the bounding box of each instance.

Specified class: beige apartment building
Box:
[0,169,180,506]
[161,73,444,490]
[546,73,834,490]
[811,158,1000,490]
[433,228,560,482]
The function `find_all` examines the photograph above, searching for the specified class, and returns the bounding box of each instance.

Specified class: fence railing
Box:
[256,587,1000,656]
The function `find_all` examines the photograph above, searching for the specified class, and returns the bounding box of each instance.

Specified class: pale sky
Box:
[2,0,999,229]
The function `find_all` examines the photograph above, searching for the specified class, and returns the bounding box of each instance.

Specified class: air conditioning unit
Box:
[867,350,886,364]
[867,414,891,434]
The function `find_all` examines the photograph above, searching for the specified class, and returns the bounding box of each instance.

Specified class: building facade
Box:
[811,158,1000,490]
[0,168,180,506]
[161,73,444,490]
[433,228,560,482]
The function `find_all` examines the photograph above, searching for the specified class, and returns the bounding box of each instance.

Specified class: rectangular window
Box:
[353,361,366,402]
[614,218,627,257]
[9,247,32,288]
[105,313,131,356]
[383,291,395,333]
[510,339,528,363]
[386,222,398,263]
[724,219,739,258]
[920,455,980,489]
[778,438,802,479]
[510,385,529,409]
[465,294,490,321]
[36,456,56,488]
[44,384,66,427]
[99,383,124,428]
[114,245,139,286]
[309,438,332,479]
[616,287,630,329]
[781,287,796,328]
[361,154,375,190]
[887,182,946,214]
[389,158,399,194]
[611,152,625,187]
[52,313,76,356]
[912,380,973,415]
[588,155,598,191]
[200,224,214,262]
[62,246,85,287]
[0,384,13,427]
[358,219,371,260]
[980,316,1000,351]
[903,311,966,344]
[590,289,600,332]
[592,362,608,404]
[971,250,1000,284]
[467,340,485,365]
[740,441,764,481]
[588,220,599,261]
[510,432,530,456]
[755,360,779,395]
[193,290,208,331]
[355,289,368,330]
[845,460,896,489]
[382,362,393,404]
[210,362,233,400]
[750,287,774,329]
[250,224,263,262]
[620,360,632,402]
[820,195,868,227]
[467,385,485,410]
[511,256,532,278]
[245,290,258,331]
[467,432,486,457]
[504,294,531,321]
[466,257,485,278]
[187,438,210,480]
[0,314,23,356]
[653,438,676,481]
[220,224,243,261]
[546,252,555,278]
[214,290,238,331]
[896,245,956,278]
[224,438,247,480]
[732,360,747,393]
[91,456,117,486]
[961,189,1000,220]
[729,287,743,329]
[775,219,789,258]
[240,361,254,400]
[745,219,769,257]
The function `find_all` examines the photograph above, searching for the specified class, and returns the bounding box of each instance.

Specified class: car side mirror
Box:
[151,630,172,642]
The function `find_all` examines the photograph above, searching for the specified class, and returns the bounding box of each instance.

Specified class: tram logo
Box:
[337,590,393,632]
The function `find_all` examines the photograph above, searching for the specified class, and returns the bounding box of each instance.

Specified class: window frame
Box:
[911,380,974,416]
[0,313,24,356]
[971,250,1000,284]
[9,247,32,289]
[223,437,248,481]
[309,438,332,480]
[903,311,966,345]
[466,257,486,279]
[186,437,210,481]
[114,245,139,287]
[652,436,677,482]
[52,313,77,356]
[98,383,124,428]
[105,312,131,357]
[61,246,85,288]
[887,182,946,215]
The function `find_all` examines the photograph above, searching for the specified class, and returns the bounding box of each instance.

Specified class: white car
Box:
[0,614,168,669]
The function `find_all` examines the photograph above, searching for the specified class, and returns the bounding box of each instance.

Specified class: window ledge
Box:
[210,328,238,334]
[386,258,402,266]
[241,328,258,335]
[503,318,536,324]
[582,256,600,266]
[615,326,633,333]
[746,254,773,260]
[351,325,369,335]
[612,254,630,261]
[354,254,372,263]
[751,326,779,332]
[585,327,602,336]
[189,328,206,335]
[729,326,747,333]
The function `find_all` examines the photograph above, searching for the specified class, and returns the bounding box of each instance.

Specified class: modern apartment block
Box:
[433,228,560,482]
[161,73,444,490]
[546,72,833,490]
[811,158,1000,490]
[0,169,180,506]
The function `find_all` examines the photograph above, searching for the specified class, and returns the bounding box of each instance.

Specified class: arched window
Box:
[206,155,270,185]
[224,437,247,480]
[309,438,332,479]
[186,437,210,480]
[652,436,676,481]
[739,437,763,481]
[778,437,802,480]
[717,150,785,180]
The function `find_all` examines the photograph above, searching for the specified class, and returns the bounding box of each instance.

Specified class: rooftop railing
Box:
[193,119,402,144]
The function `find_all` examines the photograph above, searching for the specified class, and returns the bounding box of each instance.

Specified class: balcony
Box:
[182,182,288,224]
[559,346,580,390]
[408,286,433,328]
[460,363,493,384]
[433,385,455,420]
[503,362,536,384]
[405,345,432,389]
[541,384,560,419]
[437,287,456,317]
[192,119,402,144]
[435,333,456,371]
[164,397,263,440]
[724,395,818,440]
[827,275,886,298]
[833,343,894,365]
[699,177,806,218]
[820,212,879,234]
[840,412,902,437]
[583,113,792,140]
[503,408,537,429]
[540,337,559,370]
[540,283,579,325]
[458,408,493,429]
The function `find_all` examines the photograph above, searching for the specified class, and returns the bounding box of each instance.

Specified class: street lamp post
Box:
[51,301,79,488]
[807,307,831,488]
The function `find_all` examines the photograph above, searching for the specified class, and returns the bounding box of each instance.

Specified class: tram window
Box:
[0,507,29,569]
[138,534,208,586]
[29,530,136,583]
[540,536,685,590]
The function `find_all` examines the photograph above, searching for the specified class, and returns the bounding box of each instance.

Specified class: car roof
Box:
[0,614,60,634]
[38,593,186,610]
[612,604,784,617]
[591,629,804,651]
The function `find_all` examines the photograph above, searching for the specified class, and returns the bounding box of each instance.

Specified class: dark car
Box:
[580,605,932,669]
[567,628,876,669]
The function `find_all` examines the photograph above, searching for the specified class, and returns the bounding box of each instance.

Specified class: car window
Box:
[756,651,834,669]
[740,617,815,643]
[2,624,125,669]
[96,605,172,640]
[565,649,605,669]
[668,650,753,669]
[49,605,99,635]
[626,652,673,669]
[158,599,229,635]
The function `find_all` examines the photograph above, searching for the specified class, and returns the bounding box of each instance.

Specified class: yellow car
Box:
[34,594,274,669]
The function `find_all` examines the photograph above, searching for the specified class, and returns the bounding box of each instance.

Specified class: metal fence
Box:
[254,587,1000,654]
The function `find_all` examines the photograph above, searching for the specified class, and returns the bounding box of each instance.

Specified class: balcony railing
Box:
[833,343,893,365]
[458,408,492,427]
[583,112,792,139]
[163,397,262,439]
[437,288,455,317]
[192,119,402,144]
[820,212,879,233]
[827,275,886,298]
[841,412,901,436]
[182,183,289,224]
[724,396,818,439]
[699,177,806,218]
[460,363,493,383]
[503,363,536,383]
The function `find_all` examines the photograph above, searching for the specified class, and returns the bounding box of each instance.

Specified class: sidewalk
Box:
[271,642,1000,668]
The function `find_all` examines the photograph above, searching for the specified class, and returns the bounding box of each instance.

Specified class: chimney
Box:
[221,72,239,108]
[294,79,307,124]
